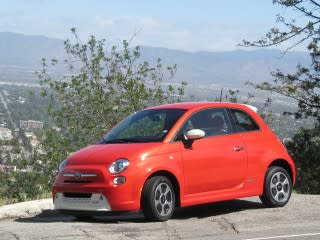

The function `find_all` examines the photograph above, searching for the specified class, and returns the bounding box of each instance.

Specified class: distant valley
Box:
[0,32,309,84]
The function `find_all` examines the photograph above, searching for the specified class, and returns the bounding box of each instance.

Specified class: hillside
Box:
[0,32,310,88]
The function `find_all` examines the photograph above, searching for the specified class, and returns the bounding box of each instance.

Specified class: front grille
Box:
[63,192,92,198]
[64,180,92,184]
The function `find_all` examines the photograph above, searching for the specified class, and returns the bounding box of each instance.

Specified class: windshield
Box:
[100,108,187,143]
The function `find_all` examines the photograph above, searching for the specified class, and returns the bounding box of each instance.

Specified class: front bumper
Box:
[54,192,111,211]
[52,164,143,212]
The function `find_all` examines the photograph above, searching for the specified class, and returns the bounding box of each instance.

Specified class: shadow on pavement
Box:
[15,199,264,224]
[173,199,264,219]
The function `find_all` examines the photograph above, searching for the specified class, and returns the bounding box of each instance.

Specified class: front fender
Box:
[133,150,184,209]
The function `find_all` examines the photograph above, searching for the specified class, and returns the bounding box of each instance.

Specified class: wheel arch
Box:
[141,170,181,208]
[268,159,294,184]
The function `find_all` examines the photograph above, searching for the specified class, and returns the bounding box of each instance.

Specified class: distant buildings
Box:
[0,127,13,140]
[25,132,40,147]
[0,164,17,172]
[18,96,25,104]
[19,120,44,130]
[0,112,6,127]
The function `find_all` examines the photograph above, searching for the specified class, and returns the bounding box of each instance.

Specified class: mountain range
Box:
[0,32,310,90]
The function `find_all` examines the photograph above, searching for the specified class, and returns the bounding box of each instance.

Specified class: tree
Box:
[36,28,186,188]
[38,28,186,149]
[242,0,320,120]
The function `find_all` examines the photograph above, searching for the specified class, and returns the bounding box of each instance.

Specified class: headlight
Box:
[58,159,68,173]
[109,159,129,174]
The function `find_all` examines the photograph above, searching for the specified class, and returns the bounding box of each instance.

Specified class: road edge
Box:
[0,198,53,220]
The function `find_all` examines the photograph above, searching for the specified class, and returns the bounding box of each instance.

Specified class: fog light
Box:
[113,176,126,185]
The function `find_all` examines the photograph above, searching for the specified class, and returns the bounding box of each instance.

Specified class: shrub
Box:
[286,125,320,194]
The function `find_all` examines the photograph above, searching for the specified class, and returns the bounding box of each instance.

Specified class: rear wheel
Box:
[141,176,175,221]
[260,166,292,207]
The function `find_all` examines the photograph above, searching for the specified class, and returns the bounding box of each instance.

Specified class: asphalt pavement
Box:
[0,194,319,240]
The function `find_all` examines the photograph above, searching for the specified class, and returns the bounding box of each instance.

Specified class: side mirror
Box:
[186,129,205,140]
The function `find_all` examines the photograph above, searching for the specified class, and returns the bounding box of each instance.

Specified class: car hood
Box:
[67,143,163,165]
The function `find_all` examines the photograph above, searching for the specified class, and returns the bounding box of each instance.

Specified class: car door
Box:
[177,108,247,195]
[229,108,265,184]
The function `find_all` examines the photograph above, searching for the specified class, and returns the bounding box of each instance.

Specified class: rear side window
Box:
[230,109,260,132]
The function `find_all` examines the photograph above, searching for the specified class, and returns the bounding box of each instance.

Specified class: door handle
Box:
[233,146,244,152]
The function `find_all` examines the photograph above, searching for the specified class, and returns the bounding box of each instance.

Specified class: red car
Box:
[53,102,296,221]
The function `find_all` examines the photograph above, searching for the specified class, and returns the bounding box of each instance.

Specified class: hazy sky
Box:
[0,0,299,51]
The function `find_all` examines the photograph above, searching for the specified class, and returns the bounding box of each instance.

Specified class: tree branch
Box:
[292,4,320,20]
[310,0,320,8]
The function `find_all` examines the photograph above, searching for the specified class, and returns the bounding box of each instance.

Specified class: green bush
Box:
[286,125,320,194]
[1,172,47,202]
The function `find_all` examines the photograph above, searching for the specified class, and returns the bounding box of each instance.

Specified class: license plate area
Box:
[63,192,92,198]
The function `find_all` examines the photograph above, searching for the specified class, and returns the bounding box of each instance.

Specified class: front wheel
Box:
[74,215,93,221]
[141,176,175,221]
[260,166,292,207]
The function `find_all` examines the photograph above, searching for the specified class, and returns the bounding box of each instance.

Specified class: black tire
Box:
[74,215,93,221]
[260,166,292,207]
[141,176,176,221]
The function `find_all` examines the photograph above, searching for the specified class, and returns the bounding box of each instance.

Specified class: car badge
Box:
[74,172,82,179]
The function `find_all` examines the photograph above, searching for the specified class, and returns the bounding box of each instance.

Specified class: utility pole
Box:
[219,88,223,102]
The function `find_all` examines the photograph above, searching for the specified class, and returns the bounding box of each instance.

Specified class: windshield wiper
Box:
[102,138,143,144]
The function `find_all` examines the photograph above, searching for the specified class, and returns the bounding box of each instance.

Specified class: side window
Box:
[177,108,231,138]
[230,109,260,132]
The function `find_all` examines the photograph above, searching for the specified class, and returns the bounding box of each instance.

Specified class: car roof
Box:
[147,102,257,112]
